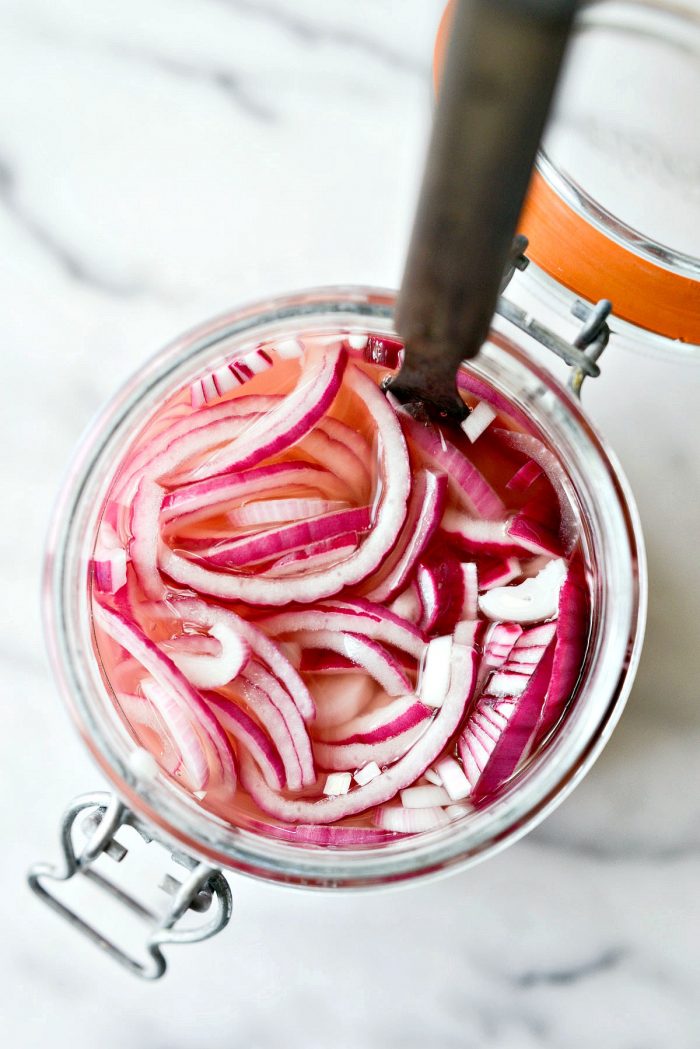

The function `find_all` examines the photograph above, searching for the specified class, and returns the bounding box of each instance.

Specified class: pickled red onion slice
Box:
[165,613,250,689]
[203,693,285,791]
[140,679,210,791]
[497,430,580,554]
[293,629,412,697]
[261,600,424,660]
[162,461,347,527]
[400,413,505,519]
[170,597,315,721]
[92,522,127,594]
[185,344,347,481]
[195,506,370,569]
[364,470,447,604]
[314,696,433,746]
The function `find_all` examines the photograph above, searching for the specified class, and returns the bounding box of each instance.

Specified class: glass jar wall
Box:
[44,287,645,888]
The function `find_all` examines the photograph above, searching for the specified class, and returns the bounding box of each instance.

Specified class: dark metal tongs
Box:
[389,0,578,419]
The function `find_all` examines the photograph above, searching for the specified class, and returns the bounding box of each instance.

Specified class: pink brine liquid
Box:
[90,331,590,846]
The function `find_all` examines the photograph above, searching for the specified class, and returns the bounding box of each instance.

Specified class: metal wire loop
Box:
[27,791,232,979]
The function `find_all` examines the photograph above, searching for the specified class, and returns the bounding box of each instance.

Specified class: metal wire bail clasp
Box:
[568,297,612,397]
[497,235,613,397]
[28,791,232,979]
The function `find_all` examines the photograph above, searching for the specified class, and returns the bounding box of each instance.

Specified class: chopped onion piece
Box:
[234,677,302,790]
[416,563,440,633]
[365,470,447,604]
[263,600,424,659]
[458,623,557,799]
[187,344,346,481]
[268,532,359,578]
[162,461,346,527]
[461,401,496,442]
[401,414,505,519]
[94,604,237,790]
[190,348,277,408]
[323,772,352,796]
[129,479,166,599]
[354,761,381,786]
[114,394,274,501]
[488,670,532,697]
[419,635,453,708]
[197,506,370,569]
[373,806,450,833]
[478,558,567,624]
[204,692,285,791]
[400,784,452,808]
[433,756,472,801]
[171,597,315,720]
[507,513,562,558]
[460,563,478,619]
[535,557,589,746]
[441,510,524,555]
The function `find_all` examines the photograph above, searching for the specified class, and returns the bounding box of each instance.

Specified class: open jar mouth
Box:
[44,286,646,889]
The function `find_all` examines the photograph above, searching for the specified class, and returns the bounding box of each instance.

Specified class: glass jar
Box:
[32,286,645,973]
[435,0,700,358]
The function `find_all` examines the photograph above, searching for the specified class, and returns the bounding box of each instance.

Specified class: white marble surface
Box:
[1,1,699,1046]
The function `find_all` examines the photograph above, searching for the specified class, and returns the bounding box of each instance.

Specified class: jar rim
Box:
[44,286,646,889]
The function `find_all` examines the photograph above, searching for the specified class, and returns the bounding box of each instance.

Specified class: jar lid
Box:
[433,0,700,349]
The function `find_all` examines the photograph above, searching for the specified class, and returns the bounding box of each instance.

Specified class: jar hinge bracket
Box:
[497,235,612,398]
[27,791,232,979]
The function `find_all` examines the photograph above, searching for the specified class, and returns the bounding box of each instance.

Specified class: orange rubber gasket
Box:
[432,0,700,343]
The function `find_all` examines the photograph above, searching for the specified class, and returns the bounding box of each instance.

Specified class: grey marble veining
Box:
[1,2,698,1047]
